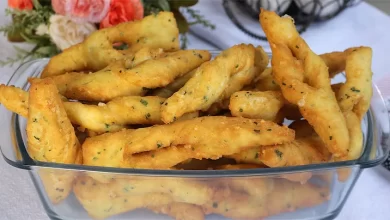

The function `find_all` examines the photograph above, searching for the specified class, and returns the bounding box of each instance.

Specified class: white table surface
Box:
[0,1,390,220]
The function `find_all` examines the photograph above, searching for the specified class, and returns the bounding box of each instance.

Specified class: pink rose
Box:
[52,0,111,23]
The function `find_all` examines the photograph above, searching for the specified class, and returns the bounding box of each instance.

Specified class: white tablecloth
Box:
[0,1,390,220]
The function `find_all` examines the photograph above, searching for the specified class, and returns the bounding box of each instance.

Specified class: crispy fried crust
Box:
[319,51,348,78]
[152,69,197,98]
[334,47,372,165]
[26,78,80,164]
[161,44,256,123]
[41,12,180,78]
[254,67,280,91]
[64,50,211,102]
[73,175,214,218]
[64,96,198,133]
[0,86,197,133]
[230,136,329,168]
[337,47,373,120]
[229,90,284,121]
[260,9,349,157]
[204,180,329,219]
[26,78,81,204]
[0,84,28,117]
[82,116,295,168]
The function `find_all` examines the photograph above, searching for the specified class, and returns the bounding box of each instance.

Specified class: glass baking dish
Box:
[0,56,389,220]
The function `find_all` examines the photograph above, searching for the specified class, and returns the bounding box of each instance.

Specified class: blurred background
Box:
[368,0,390,14]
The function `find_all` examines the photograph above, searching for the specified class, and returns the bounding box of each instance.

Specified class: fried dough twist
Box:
[229,90,285,122]
[0,85,197,133]
[335,47,373,162]
[230,120,330,170]
[161,44,256,123]
[207,46,270,115]
[260,9,349,157]
[41,12,180,78]
[82,116,295,168]
[0,85,28,117]
[26,78,82,204]
[64,49,211,102]
[203,180,329,219]
[73,175,213,219]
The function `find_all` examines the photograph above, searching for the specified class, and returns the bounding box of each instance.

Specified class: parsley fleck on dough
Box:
[26,78,81,204]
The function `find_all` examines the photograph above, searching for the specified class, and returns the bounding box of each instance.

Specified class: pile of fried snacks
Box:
[0,10,373,220]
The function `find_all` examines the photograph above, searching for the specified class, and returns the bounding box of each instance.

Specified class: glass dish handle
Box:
[358,84,390,168]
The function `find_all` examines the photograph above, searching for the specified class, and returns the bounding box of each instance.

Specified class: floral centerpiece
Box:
[0,0,215,66]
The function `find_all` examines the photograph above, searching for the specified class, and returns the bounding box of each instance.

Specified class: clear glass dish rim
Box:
[1,55,389,178]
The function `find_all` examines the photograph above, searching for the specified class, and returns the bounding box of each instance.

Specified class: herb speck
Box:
[140,99,148,106]
[275,149,283,158]
[351,87,360,92]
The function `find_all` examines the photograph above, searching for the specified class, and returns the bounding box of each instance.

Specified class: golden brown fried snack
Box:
[74,177,174,219]
[0,85,198,133]
[0,84,28,117]
[254,67,280,91]
[259,137,330,167]
[38,169,78,204]
[64,50,211,102]
[231,136,329,168]
[254,51,347,91]
[82,116,295,168]
[260,9,349,157]
[208,46,269,113]
[26,78,81,204]
[230,119,329,169]
[41,12,179,78]
[203,189,269,219]
[217,177,275,198]
[27,78,80,163]
[266,180,330,216]
[229,91,284,121]
[337,47,373,121]
[151,69,197,98]
[206,48,268,115]
[161,44,256,123]
[204,179,329,219]
[124,47,165,68]
[45,72,86,94]
[319,51,348,78]
[333,47,372,168]
[148,203,205,220]
[74,175,214,206]
[122,144,228,169]
[47,47,165,96]
[64,96,199,133]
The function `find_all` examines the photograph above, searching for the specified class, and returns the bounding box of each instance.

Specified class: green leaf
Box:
[169,0,198,9]
[32,0,42,9]
[7,29,25,42]
[35,46,58,56]
[173,10,189,34]
[156,0,171,11]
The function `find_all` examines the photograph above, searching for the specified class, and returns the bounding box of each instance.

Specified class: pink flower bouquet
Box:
[0,0,214,66]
